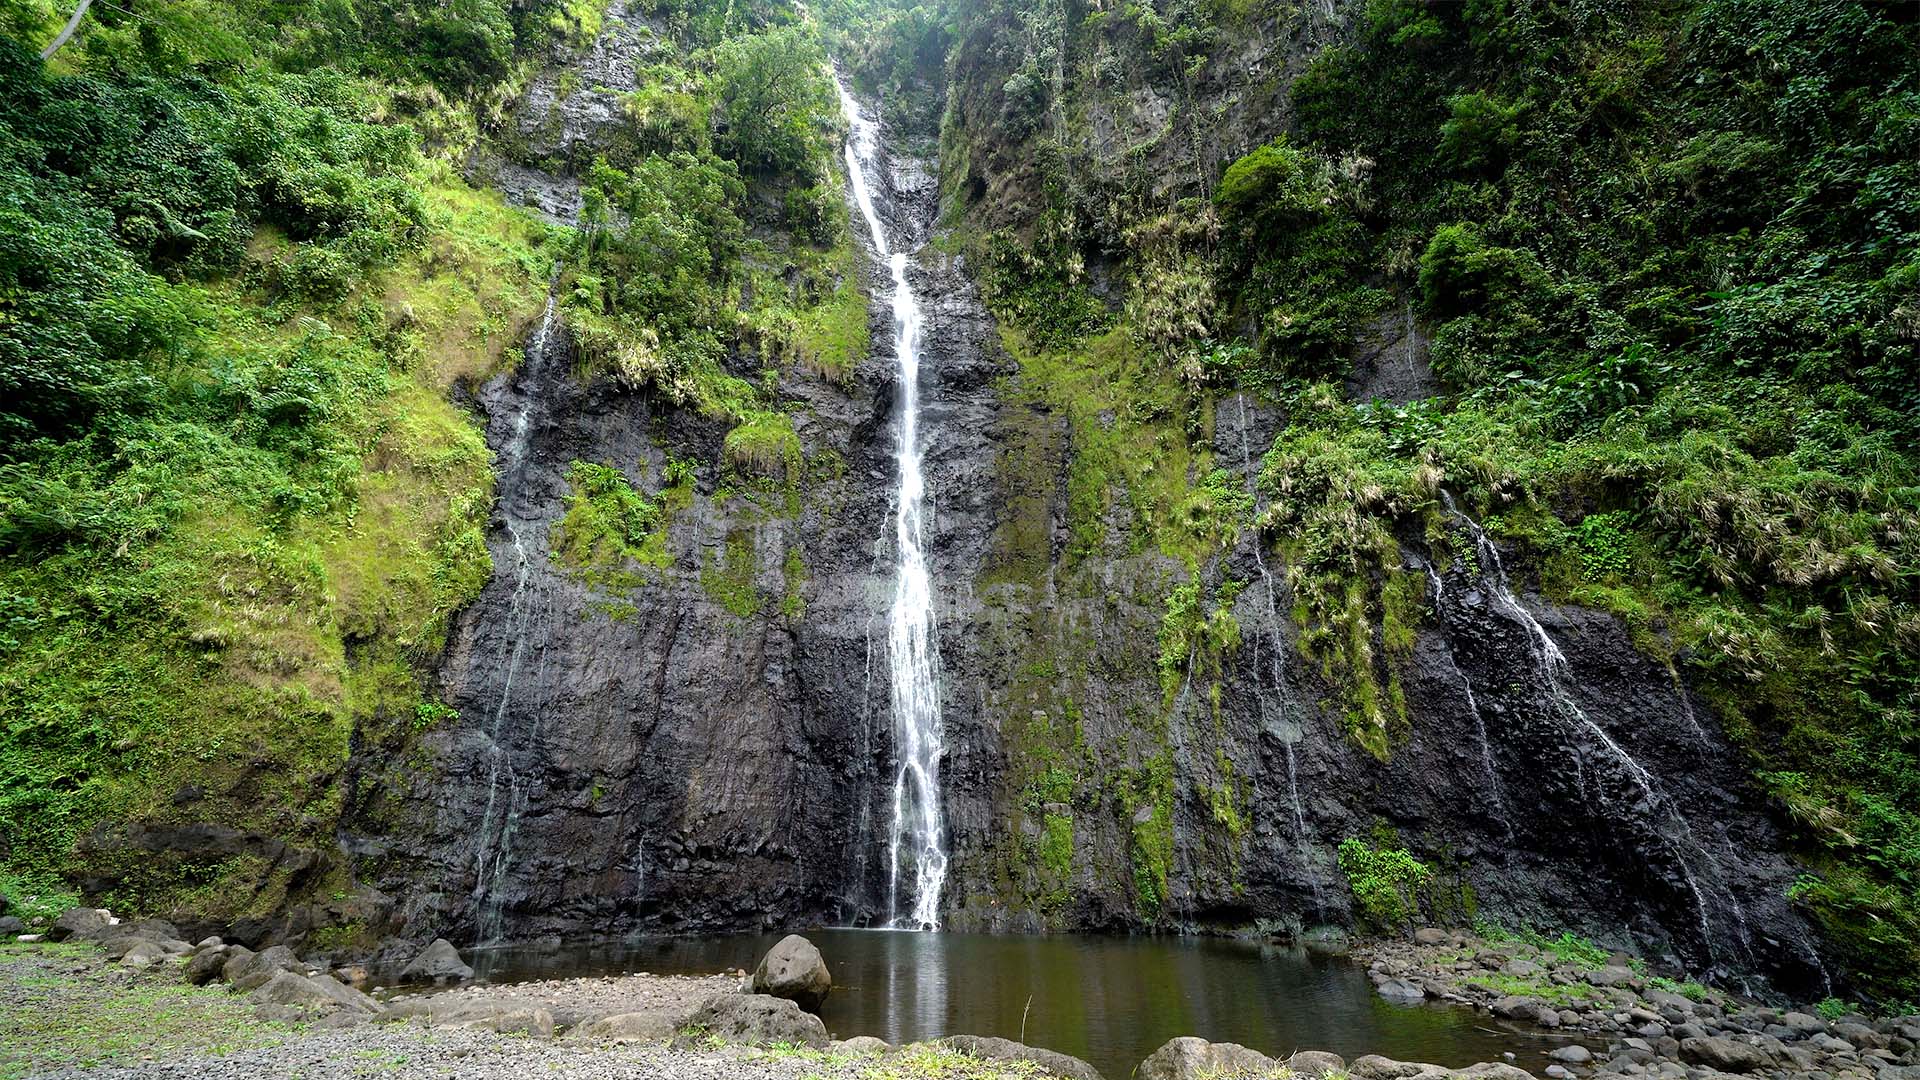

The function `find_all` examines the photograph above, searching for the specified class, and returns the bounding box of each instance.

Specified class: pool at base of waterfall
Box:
[463,930,1564,1075]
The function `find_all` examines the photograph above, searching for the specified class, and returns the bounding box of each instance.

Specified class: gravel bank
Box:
[27,1026,884,1080]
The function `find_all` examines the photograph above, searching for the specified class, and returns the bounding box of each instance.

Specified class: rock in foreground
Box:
[677,992,829,1049]
[944,1035,1104,1080]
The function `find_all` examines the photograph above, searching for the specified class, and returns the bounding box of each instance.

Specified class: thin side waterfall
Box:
[1232,396,1323,917]
[471,287,563,943]
[837,77,948,930]
[1438,493,1719,963]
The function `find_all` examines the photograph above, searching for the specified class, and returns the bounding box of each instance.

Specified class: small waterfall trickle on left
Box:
[836,75,948,930]
[1233,396,1324,918]
[469,280,565,944]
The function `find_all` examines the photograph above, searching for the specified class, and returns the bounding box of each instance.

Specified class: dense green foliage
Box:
[0,0,854,923]
[1273,0,1920,1000]
[0,5,558,914]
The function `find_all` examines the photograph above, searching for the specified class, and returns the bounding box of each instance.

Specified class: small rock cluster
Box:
[27,906,482,1024]
[1363,929,1920,1080]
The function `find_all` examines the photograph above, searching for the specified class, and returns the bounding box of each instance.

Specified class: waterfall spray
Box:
[837,77,948,930]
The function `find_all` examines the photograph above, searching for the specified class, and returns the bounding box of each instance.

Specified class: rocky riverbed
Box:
[1357,929,1920,1080]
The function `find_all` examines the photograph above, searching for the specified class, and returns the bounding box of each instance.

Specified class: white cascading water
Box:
[836,77,948,930]
[471,289,561,943]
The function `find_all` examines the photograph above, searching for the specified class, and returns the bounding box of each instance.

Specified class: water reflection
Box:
[470,930,1554,1076]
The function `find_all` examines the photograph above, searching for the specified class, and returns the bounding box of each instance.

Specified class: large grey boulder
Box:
[1138,1037,1273,1080]
[398,938,473,984]
[0,916,23,936]
[48,907,111,941]
[677,993,828,1049]
[248,971,377,1013]
[119,940,170,968]
[946,1035,1104,1080]
[225,944,302,991]
[1679,1036,1772,1073]
[751,934,831,1013]
[184,946,232,985]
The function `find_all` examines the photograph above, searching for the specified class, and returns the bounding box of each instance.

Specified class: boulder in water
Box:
[1376,978,1426,1002]
[751,934,830,1012]
[399,938,473,984]
[945,1035,1104,1080]
[677,992,828,1049]
[1138,1037,1274,1080]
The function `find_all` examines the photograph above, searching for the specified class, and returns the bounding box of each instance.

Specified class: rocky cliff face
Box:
[342,0,1829,996]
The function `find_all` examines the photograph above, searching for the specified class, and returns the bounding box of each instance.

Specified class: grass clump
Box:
[1338,833,1431,932]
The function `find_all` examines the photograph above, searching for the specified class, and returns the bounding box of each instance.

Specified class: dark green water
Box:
[470,930,1571,1075]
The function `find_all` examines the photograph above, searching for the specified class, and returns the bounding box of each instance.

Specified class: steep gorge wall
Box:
[328,0,1833,995]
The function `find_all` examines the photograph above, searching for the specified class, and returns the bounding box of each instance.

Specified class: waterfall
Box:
[1437,492,1720,965]
[1420,562,1515,843]
[837,77,948,930]
[1232,396,1323,917]
[470,287,564,943]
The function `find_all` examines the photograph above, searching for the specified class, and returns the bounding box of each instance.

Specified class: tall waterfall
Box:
[836,77,948,930]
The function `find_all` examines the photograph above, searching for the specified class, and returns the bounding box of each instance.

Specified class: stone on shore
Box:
[1138,1036,1274,1080]
[1494,996,1561,1027]
[1351,1055,1536,1080]
[248,970,378,1013]
[225,944,302,990]
[47,907,112,941]
[1287,1050,1348,1076]
[946,1035,1104,1080]
[399,938,474,984]
[1377,978,1426,1002]
[677,992,828,1049]
[751,933,831,1013]
[835,1036,893,1054]
[566,1011,681,1042]
[184,946,233,985]
[1679,1035,1773,1073]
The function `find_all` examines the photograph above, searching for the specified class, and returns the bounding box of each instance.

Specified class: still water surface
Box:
[471,930,1554,1076]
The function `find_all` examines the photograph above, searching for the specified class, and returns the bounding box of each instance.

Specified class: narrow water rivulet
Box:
[837,78,948,931]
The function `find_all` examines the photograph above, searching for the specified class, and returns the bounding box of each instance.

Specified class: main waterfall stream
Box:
[837,78,948,930]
